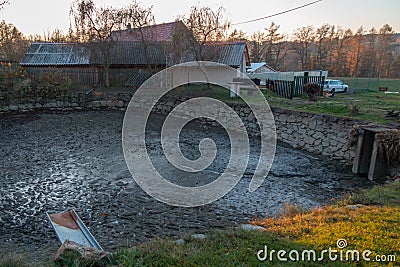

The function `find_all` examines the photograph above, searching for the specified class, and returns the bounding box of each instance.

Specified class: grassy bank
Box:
[109,182,400,266]
[2,181,398,267]
[170,83,400,123]
[264,89,400,123]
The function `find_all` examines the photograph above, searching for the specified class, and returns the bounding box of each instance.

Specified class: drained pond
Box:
[0,110,373,261]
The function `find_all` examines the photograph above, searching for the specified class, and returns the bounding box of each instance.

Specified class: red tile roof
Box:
[111,21,187,42]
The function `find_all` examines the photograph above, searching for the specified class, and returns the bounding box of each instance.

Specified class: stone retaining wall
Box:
[273,108,356,163]
[0,91,133,112]
[0,93,357,164]
[131,96,357,164]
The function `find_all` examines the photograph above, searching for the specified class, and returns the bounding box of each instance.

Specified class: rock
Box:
[287,115,296,123]
[92,101,101,107]
[240,224,266,231]
[191,234,206,240]
[175,239,185,245]
[309,118,317,130]
[18,104,28,110]
[347,204,366,210]
[43,102,57,108]
[1,106,9,112]
[116,101,124,108]
[54,240,108,266]
[281,132,289,141]
[9,105,19,111]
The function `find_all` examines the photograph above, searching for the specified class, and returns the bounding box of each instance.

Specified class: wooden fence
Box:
[24,67,100,86]
[22,67,154,87]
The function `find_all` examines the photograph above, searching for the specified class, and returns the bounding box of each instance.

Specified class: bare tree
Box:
[347,26,365,77]
[0,1,9,10]
[70,0,123,87]
[226,29,247,42]
[181,5,230,61]
[376,24,394,78]
[249,31,266,62]
[360,27,378,77]
[389,55,400,78]
[0,20,29,62]
[264,22,287,70]
[314,24,334,70]
[70,0,154,87]
[248,22,287,69]
[292,26,315,70]
[42,28,71,43]
[119,1,155,73]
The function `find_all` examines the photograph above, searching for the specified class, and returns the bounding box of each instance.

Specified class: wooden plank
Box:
[368,135,389,180]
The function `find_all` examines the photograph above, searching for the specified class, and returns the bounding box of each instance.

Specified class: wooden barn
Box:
[20,42,166,87]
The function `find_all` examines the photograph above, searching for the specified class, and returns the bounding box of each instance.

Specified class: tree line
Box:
[243,23,399,78]
[0,0,399,79]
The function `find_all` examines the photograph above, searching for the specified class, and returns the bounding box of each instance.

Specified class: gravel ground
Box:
[0,110,373,262]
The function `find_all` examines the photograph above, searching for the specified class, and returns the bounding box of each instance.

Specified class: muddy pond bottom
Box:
[0,110,372,261]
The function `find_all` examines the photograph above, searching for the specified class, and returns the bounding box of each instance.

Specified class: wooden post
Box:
[352,127,392,180]
[290,78,295,100]
[368,134,389,180]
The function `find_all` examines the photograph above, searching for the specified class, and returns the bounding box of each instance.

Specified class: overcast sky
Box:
[1,0,399,36]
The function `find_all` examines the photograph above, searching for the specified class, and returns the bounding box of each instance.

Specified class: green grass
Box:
[341,180,400,207]
[0,254,30,267]
[264,88,400,122]
[171,82,400,123]
[109,230,348,267]
[333,77,400,91]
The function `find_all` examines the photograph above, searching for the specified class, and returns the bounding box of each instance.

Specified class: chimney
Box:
[127,23,132,30]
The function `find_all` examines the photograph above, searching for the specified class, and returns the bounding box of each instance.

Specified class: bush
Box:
[303,82,321,101]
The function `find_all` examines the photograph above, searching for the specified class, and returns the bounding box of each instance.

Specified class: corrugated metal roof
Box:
[21,42,166,66]
[20,43,90,66]
[20,41,249,68]
[219,42,245,66]
[168,42,249,67]
[203,42,248,67]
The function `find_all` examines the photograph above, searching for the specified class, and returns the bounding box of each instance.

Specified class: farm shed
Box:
[20,22,251,87]
[201,42,251,73]
[247,62,277,74]
[20,42,99,85]
[112,22,250,71]
[20,42,166,87]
